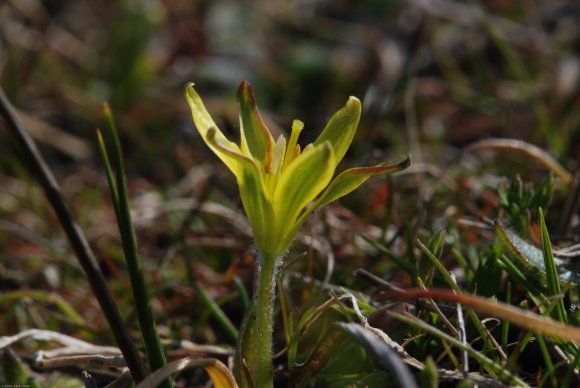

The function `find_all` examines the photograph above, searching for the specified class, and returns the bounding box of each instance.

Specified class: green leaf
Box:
[3,348,28,385]
[495,219,580,284]
[184,83,244,177]
[273,142,335,250]
[495,219,550,272]
[421,356,439,388]
[336,323,418,388]
[313,96,361,166]
[237,81,274,164]
[299,156,411,224]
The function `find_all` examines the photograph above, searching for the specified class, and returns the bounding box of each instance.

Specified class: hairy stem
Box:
[236,251,279,388]
[254,252,278,387]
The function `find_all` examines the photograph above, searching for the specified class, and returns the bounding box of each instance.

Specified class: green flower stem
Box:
[243,251,279,388]
[257,252,278,387]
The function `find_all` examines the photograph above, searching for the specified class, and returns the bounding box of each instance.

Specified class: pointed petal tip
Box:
[347,96,362,110]
[102,101,112,116]
[236,81,254,102]
[184,82,197,99]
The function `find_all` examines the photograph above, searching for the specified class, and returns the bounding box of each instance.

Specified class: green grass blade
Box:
[234,276,250,311]
[502,283,511,347]
[538,207,568,324]
[536,333,557,387]
[0,87,148,382]
[496,253,547,307]
[440,340,461,371]
[387,311,527,386]
[418,239,506,363]
[363,236,416,276]
[96,129,120,217]
[420,356,438,388]
[0,290,84,326]
[3,348,34,386]
[101,103,172,388]
[507,329,535,370]
[194,283,239,342]
[417,239,458,292]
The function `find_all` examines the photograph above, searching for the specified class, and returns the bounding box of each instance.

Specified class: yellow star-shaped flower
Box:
[185,81,410,257]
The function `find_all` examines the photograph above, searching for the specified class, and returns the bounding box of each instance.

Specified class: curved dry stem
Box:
[463,138,572,186]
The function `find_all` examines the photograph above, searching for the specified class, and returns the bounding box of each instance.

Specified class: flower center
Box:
[264,119,306,194]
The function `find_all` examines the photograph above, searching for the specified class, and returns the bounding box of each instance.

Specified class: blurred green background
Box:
[4,0,579,180]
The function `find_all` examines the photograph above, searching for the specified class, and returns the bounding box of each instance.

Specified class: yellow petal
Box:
[206,129,276,253]
[313,96,361,167]
[185,83,243,176]
[297,155,411,226]
[273,142,335,242]
[271,134,287,175]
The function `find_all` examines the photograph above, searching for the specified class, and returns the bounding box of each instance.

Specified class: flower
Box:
[185,81,410,256]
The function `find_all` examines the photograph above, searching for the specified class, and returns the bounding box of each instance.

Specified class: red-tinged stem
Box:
[378,288,580,343]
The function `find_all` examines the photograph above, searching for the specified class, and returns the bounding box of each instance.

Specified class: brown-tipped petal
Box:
[237,81,275,163]
[298,155,411,225]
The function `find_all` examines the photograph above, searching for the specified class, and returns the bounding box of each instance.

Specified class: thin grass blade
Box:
[101,104,171,387]
[386,310,527,386]
[538,207,568,323]
[194,283,238,342]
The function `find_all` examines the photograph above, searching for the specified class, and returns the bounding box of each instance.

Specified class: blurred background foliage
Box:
[2,0,580,386]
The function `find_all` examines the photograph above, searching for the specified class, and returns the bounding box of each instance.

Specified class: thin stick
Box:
[0,87,147,382]
[451,273,469,377]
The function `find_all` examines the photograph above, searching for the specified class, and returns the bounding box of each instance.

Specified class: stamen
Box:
[293,143,301,160]
[283,120,304,171]
[271,135,287,175]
